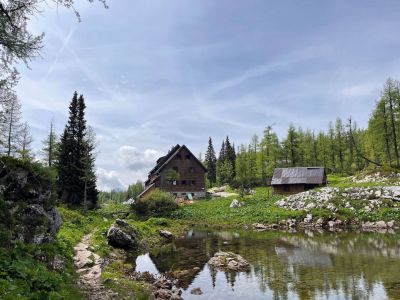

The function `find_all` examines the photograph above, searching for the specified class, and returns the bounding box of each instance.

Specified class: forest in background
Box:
[204,78,400,189]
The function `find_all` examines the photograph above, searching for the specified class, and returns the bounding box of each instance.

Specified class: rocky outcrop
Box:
[106,219,138,250]
[208,251,250,271]
[17,204,62,244]
[276,186,400,213]
[0,157,61,245]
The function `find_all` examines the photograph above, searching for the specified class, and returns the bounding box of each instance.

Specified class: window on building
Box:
[181,180,187,186]
[191,180,196,186]
[185,154,191,160]
[189,167,196,173]
[176,154,182,160]
[172,180,177,186]
[283,185,290,192]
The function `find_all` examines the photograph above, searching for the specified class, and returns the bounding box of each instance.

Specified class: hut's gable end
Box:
[142,145,207,199]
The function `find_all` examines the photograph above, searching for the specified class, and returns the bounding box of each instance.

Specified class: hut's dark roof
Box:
[271,167,326,185]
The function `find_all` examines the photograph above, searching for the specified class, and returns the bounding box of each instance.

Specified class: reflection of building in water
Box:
[275,246,332,267]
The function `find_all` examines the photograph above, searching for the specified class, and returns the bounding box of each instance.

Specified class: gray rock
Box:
[387,220,395,228]
[106,222,137,250]
[190,288,203,295]
[208,251,250,271]
[159,230,173,239]
[19,205,62,244]
[376,220,387,229]
[252,223,268,230]
[230,199,245,208]
[115,219,130,227]
[304,214,313,224]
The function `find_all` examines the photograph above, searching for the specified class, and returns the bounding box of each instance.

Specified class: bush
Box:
[132,189,178,216]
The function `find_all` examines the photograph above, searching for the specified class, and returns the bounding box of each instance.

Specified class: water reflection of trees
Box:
[148,229,400,299]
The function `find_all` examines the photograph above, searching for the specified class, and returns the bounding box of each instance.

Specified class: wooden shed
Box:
[271,167,327,195]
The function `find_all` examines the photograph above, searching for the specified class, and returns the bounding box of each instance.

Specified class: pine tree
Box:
[205,137,217,186]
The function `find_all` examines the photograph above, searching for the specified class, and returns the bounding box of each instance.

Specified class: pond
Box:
[134,229,400,300]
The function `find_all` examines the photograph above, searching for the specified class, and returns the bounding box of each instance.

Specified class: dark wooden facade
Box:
[271,167,327,195]
[139,145,207,199]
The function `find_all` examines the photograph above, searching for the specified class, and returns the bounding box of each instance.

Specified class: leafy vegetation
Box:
[133,188,179,216]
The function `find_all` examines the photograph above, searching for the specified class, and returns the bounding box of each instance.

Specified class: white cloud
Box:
[117,146,161,170]
[96,168,126,191]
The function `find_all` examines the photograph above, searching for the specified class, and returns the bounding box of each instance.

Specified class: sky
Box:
[15,0,400,191]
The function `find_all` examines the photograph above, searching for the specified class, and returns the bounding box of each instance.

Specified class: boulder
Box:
[230,199,244,208]
[107,221,138,250]
[376,220,387,229]
[387,220,395,228]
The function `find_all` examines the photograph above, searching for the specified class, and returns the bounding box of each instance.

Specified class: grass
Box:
[170,187,304,227]
[3,171,398,299]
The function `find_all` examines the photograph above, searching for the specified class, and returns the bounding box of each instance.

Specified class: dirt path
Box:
[73,234,117,300]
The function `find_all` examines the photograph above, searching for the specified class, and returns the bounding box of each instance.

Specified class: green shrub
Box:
[132,189,178,216]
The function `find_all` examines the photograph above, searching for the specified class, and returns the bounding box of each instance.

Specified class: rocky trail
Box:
[73,234,118,300]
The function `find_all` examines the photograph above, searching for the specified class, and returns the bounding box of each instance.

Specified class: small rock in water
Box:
[208,251,250,271]
[190,287,203,295]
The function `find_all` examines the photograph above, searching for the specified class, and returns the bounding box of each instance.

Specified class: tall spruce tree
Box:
[205,137,217,186]
[57,92,98,207]
[225,136,236,178]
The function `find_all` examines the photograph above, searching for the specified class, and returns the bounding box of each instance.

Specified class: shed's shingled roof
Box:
[271,167,326,185]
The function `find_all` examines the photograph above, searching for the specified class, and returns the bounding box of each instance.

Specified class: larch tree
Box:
[19,122,33,160]
[41,119,58,167]
[0,93,22,156]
